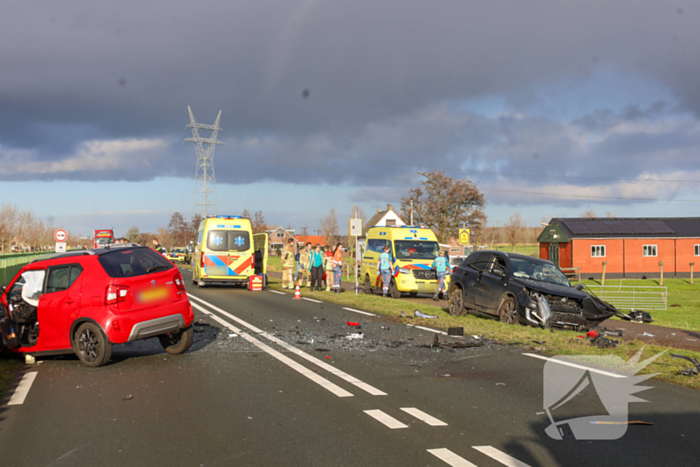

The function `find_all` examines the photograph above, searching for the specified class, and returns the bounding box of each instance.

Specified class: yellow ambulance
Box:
[361,226,441,298]
[191,215,268,288]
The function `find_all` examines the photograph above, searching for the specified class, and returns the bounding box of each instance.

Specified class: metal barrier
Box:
[584,285,667,311]
[0,252,52,286]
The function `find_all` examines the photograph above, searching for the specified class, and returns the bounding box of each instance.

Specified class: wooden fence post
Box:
[658,260,664,286]
[691,262,695,285]
[601,261,608,286]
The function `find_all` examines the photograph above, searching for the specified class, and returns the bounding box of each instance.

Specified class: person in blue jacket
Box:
[377,244,394,298]
[431,249,450,301]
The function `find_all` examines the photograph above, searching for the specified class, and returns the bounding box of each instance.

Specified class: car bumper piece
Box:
[127,314,185,342]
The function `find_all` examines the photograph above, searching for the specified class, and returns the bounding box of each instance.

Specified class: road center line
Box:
[188,294,387,396]
[269,290,286,295]
[342,307,376,317]
[302,297,322,303]
[363,409,408,429]
[522,353,627,379]
[8,372,38,406]
[191,302,353,398]
[400,407,448,426]
[427,448,478,467]
[472,446,531,467]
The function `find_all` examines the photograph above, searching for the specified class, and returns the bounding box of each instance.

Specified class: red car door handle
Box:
[65,299,75,304]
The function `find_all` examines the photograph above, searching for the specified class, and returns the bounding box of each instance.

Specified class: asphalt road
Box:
[0,266,698,466]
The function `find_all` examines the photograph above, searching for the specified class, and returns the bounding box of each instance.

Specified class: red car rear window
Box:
[98,248,174,278]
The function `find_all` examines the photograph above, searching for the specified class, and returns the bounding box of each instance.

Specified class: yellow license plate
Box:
[138,286,169,303]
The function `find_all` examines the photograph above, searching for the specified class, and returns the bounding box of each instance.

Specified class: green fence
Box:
[0,252,53,287]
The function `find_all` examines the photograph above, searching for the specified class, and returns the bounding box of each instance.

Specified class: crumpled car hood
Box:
[511,278,589,300]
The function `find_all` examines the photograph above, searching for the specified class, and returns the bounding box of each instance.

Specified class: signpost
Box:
[350,218,363,295]
[54,229,67,253]
[458,228,470,245]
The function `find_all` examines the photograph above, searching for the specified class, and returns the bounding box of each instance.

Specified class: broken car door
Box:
[474,255,508,314]
[36,264,83,351]
[462,253,492,309]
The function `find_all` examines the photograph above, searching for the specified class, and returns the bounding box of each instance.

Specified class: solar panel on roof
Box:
[564,220,592,235]
[625,220,654,234]
[603,221,633,234]
[644,220,675,234]
[587,222,613,235]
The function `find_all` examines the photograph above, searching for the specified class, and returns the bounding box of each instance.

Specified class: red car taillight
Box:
[106,285,130,305]
[173,272,186,291]
[200,252,205,269]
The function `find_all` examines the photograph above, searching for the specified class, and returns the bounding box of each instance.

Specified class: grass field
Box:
[486,243,540,256]
[267,277,700,390]
[573,278,700,331]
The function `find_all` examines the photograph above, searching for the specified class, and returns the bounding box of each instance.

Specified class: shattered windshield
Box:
[510,258,570,287]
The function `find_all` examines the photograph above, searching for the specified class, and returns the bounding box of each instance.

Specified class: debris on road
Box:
[315,348,330,352]
[415,310,438,319]
[671,354,700,376]
[422,334,488,350]
[400,311,413,319]
[229,333,238,338]
[25,355,35,364]
[346,321,360,327]
[448,327,464,336]
[123,394,133,401]
[326,355,332,360]
[345,333,364,340]
[591,335,619,348]
[640,332,655,337]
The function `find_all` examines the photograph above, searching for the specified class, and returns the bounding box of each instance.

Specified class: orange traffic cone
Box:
[293,284,302,300]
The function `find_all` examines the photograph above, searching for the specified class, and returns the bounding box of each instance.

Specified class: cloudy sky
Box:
[2,0,699,236]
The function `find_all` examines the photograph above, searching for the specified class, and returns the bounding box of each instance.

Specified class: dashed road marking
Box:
[400,407,448,426]
[269,290,286,295]
[342,307,376,316]
[302,297,322,303]
[414,325,448,335]
[427,448,478,467]
[188,294,387,396]
[472,446,531,467]
[522,353,626,379]
[364,409,408,429]
[191,302,353,398]
[8,372,38,406]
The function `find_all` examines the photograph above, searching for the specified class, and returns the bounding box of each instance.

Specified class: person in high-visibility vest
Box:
[281,238,296,289]
[331,242,343,293]
[431,249,451,300]
[377,244,394,298]
[298,242,312,288]
[323,248,334,292]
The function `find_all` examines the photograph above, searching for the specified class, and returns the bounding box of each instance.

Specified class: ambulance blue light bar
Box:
[211,215,243,219]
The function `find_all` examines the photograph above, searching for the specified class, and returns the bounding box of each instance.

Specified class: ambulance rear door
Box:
[253,233,268,275]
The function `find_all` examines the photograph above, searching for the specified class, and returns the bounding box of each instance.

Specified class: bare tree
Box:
[252,211,267,234]
[168,212,187,246]
[126,226,141,243]
[503,212,524,252]
[190,213,204,242]
[157,227,171,249]
[320,208,339,247]
[299,226,309,236]
[400,170,486,243]
[580,209,597,218]
[242,208,251,219]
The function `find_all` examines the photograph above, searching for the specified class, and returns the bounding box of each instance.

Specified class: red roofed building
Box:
[296,235,328,247]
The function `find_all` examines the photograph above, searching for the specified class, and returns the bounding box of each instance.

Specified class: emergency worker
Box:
[431,250,450,300]
[323,248,334,292]
[309,244,324,291]
[377,244,394,298]
[152,238,165,254]
[331,242,343,293]
[281,238,296,289]
[298,242,312,288]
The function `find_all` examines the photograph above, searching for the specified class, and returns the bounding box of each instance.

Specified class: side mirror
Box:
[574,284,585,291]
[492,266,507,279]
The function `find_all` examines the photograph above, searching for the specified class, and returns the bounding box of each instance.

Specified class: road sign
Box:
[54,229,67,242]
[459,228,470,245]
[350,218,363,237]
[55,242,67,253]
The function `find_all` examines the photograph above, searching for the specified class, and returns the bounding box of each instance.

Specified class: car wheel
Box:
[448,284,467,316]
[363,275,373,294]
[158,327,194,355]
[389,280,401,299]
[498,295,518,325]
[74,322,112,367]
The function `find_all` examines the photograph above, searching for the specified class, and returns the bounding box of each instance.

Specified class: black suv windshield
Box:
[98,248,174,278]
[394,240,439,260]
[510,257,569,287]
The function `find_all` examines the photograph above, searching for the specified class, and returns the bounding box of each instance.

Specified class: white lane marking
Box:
[364,409,408,429]
[8,372,38,406]
[472,446,531,467]
[269,290,286,295]
[414,325,448,335]
[191,302,353,398]
[400,407,448,426]
[427,448,478,467]
[188,294,387,396]
[522,353,626,379]
[342,307,376,317]
[302,297,322,303]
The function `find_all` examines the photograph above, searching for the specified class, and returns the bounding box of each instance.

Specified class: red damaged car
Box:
[0,244,194,367]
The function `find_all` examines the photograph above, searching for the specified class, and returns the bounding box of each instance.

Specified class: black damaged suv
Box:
[448,251,620,330]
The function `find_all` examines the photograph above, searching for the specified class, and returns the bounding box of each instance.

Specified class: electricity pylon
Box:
[185,106,224,218]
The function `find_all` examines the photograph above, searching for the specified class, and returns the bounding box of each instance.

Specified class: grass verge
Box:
[269,278,700,391]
